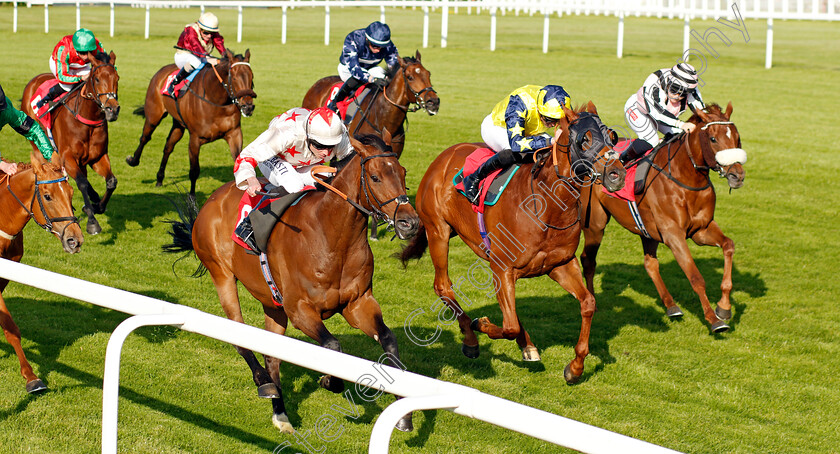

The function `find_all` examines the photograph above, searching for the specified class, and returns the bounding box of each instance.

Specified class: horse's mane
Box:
[687,103,723,124]
[402,56,418,65]
[332,134,390,174]
[94,51,110,63]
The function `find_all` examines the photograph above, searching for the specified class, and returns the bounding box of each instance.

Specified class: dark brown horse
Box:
[301,50,440,158]
[163,133,419,432]
[21,52,120,235]
[128,49,256,196]
[580,103,746,333]
[0,157,83,393]
[399,103,625,384]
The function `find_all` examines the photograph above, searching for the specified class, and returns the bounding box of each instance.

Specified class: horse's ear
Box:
[30,149,48,170]
[585,100,598,115]
[725,101,733,119]
[244,49,251,61]
[562,106,578,124]
[109,50,116,65]
[225,48,233,60]
[349,136,367,157]
[415,50,421,62]
[381,127,392,147]
[397,56,406,67]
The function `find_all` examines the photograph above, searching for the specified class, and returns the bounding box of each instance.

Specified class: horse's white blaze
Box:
[726,127,732,139]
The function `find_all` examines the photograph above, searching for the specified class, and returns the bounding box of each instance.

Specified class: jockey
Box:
[621,62,705,164]
[35,28,105,110]
[0,83,54,175]
[166,12,227,97]
[232,106,353,251]
[462,84,571,204]
[326,21,400,113]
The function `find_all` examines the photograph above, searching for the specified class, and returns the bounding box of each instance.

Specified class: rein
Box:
[1,171,80,238]
[58,63,117,127]
[187,60,256,109]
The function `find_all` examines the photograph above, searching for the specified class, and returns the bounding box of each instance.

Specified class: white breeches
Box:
[258,157,323,194]
[623,95,680,147]
[49,57,90,91]
[337,63,386,83]
[480,114,510,153]
[174,52,203,71]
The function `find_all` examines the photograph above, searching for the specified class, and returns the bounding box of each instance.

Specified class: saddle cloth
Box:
[160,63,206,98]
[326,82,373,126]
[29,79,68,131]
[232,186,313,253]
[453,147,520,214]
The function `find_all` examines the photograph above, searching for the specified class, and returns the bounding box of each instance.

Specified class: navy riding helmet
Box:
[364,21,391,47]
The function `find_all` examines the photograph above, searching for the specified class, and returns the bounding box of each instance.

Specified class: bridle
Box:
[210,60,257,111]
[82,62,118,111]
[2,172,80,239]
[60,62,118,126]
[382,62,437,114]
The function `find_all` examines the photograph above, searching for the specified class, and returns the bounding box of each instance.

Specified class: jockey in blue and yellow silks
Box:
[462,84,571,204]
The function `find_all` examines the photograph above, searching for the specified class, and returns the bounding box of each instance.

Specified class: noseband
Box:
[360,152,410,232]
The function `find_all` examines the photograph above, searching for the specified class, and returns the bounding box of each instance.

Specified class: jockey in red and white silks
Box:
[234,107,353,196]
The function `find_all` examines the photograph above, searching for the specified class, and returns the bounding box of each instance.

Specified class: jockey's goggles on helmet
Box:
[310,140,335,151]
[667,84,687,96]
[541,115,561,127]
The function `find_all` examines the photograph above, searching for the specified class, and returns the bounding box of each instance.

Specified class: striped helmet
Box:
[537,85,572,120]
[197,12,220,32]
[364,21,391,47]
[306,107,344,146]
[669,62,699,92]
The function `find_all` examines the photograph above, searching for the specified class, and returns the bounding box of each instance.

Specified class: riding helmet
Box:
[307,107,344,146]
[537,85,572,120]
[197,12,220,32]
[364,21,391,47]
[72,28,98,53]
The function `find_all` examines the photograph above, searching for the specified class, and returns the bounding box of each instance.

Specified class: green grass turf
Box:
[0,4,839,453]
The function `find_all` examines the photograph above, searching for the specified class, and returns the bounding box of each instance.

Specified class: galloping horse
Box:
[399,103,625,383]
[580,103,746,333]
[163,133,419,432]
[0,157,83,393]
[128,49,256,196]
[301,51,440,158]
[21,51,120,235]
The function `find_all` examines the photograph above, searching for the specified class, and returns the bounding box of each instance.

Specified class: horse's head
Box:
[394,51,439,115]
[28,156,83,253]
[348,130,419,239]
[86,51,120,122]
[558,102,625,192]
[688,102,746,189]
[222,49,257,117]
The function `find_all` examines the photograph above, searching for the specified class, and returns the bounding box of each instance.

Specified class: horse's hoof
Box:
[319,375,345,393]
[710,320,730,333]
[715,306,732,321]
[155,181,163,187]
[522,346,541,362]
[86,221,102,235]
[25,379,47,394]
[461,342,480,359]
[272,413,295,433]
[125,156,138,167]
[395,413,414,432]
[369,236,379,242]
[563,364,582,385]
[257,382,280,399]
[666,305,684,318]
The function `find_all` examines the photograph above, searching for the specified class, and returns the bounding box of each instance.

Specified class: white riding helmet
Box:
[197,12,220,32]
[306,107,344,146]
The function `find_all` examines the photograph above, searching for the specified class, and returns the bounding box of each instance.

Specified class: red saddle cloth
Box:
[454,147,505,214]
[601,139,647,202]
[326,82,368,121]
[29,79,69,131]
[160,69,191,97]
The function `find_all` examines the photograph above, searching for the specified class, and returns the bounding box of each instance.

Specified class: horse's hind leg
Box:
[342,293,413,432]
[690,220,734,321]
[90,155,117,215]
[127,101,167,167]
[0,286,46,393]
[262,304,294,433]
[548,260,595,384]
[156,121,186,189]
[290,304,345,393]
[641,237,683,318]
[472,270,540,361]
[63,158,101,235]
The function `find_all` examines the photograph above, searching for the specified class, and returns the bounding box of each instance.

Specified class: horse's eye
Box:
[406,75,414,81]
[371,175,381,183]
[710,137,717,143]
[44,193,52,202]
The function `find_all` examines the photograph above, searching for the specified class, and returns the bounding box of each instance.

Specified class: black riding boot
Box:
[234,216,260,255]
[327,78,362,113]
[462,149,517,204]
[619,139,654,165]
[35,84,66,109]
[166,68,191,97]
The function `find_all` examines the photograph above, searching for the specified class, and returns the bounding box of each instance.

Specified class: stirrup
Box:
[234,220,260,255]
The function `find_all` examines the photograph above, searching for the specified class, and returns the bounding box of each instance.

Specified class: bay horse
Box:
[0,157,83,393]
[163,132,419,432]
[399,103,626,384]
[128,49,256,196]
[21,51,120,235]
[580,103,746,333]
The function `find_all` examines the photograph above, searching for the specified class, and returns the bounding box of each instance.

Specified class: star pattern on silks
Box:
[298,159,312,166]
[516,137,533,151]
[516,109,526,118]
[286,145,300,157]
[508,123,525,138]
[285,111,300,122]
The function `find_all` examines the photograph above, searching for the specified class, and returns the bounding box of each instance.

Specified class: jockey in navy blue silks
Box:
[326,21,400,113]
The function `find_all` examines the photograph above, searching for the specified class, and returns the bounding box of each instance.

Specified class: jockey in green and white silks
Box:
[0,83,54,175]
[462,84,571,204]
[620,62,705,164]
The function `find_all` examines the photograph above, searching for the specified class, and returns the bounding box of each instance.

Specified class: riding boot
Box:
[327,78,362,113]
[462,149,517,205]
[619,139,653,165]
[166,68,191,97]
[35,84,66,109]
[234,216,260,255]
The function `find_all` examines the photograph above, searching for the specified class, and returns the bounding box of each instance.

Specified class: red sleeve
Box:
[213,34,226,56]
[179,27,208,57]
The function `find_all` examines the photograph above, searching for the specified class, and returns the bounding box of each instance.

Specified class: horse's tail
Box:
[161,192,206,278]
[133,106,145,117]
[395,224,428,268]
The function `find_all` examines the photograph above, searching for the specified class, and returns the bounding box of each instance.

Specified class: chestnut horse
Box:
[21,51,120,235]
[163,133,419,432]
[399,103,625,384]
[0,158,83,393]
[580,103,746,333]
[302,51,440,159]
[128,49,256,196]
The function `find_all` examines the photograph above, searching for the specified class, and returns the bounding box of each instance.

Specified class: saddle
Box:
[326,82,374,126]
[453,147,520,214]
[30,80,70,131]
[603,134,681,202]
[232,186,313,253]
[160,63,206,99]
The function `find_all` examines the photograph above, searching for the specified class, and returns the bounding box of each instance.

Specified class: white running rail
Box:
[0,258,683,453]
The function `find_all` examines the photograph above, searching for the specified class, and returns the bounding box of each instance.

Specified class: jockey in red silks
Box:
[232,107,353,252]
[165,12,227,97]
[35,28,105,110]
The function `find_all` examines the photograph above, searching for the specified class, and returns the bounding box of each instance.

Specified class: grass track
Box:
[0,5,839,453]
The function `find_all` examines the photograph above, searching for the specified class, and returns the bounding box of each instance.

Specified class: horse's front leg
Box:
[187,133,206,197]
[548,259,595,384]
[472,269,539,361]
[290,302,345,394]
[342,292,413,432]
[90,154,117,215]
[642,237,683,318]
[223,127,243,160]
[63,158,101,235]
[262,303,294,433]
[0,286,46,393]
[690,220,734,321]
[156,121,186,189]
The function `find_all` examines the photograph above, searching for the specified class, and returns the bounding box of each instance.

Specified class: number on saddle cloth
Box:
[328,82,373,125]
